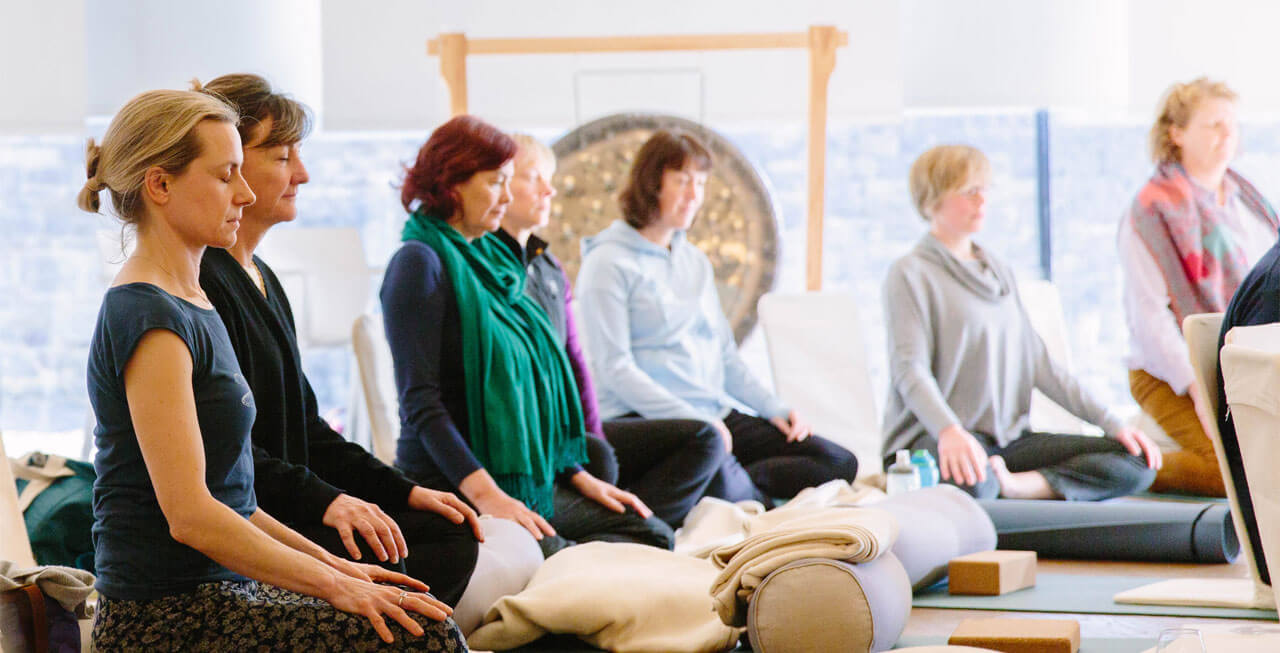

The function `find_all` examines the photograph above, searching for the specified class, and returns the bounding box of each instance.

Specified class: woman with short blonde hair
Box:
[83,87,463,650]
[883,144,1160,501]
[1120,78,1278,496]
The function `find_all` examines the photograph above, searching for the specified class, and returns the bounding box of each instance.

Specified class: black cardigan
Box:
[200,247,415,526]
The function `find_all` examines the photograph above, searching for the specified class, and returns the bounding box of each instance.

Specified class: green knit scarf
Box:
[401,212,586,517]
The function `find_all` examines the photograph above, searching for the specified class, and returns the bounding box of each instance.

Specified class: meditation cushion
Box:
[746,551,911,653]
[451,516,543,635]
[874,485,999,590]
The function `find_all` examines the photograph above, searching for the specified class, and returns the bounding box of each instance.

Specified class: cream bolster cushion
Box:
[709,506,899,626]
[450,516,544,636]
[746,552,912,653]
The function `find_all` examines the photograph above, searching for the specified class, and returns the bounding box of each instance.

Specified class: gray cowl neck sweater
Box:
[880,234,1123,457]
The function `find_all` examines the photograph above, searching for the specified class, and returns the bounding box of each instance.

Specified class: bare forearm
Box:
[172,500,339,599]
[249,508,335,563]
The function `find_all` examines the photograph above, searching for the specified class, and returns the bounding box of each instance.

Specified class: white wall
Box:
[7,0,1280,132]
[320,0,903,131]
[1128,0,1280,117]
[0,0,87,131]
[85,0,324,118]
[902,0,1129,111]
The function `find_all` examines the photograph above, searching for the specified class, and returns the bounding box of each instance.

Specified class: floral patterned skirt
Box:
[92,579,467,652]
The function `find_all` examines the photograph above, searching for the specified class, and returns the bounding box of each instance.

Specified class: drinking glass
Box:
[1155,627,1206,653]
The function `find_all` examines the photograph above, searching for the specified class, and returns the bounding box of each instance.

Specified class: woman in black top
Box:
[82,86,460,650]
[196,74,481,606]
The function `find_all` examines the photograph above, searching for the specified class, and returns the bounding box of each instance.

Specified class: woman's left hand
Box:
[769,410,812,443]
[325,553,431,593]
[569,471,653,518]
[1113,427,1163,470]
[408,486,485,542]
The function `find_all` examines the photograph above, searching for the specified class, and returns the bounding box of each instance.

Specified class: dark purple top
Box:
[495,228,603,436]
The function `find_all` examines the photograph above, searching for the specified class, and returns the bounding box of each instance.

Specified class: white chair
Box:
[1019,280,1099,436]
[350,314,544,635]
[757,291,882,475]
[1185,313,1265,591]
[1220,323,1280,614]
[259,227,375,449]
[257,227,373,348]
[351,314,399,466]
[1114,315,1275,610]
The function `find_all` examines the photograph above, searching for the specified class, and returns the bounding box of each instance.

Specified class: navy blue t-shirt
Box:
[86,283,258,600]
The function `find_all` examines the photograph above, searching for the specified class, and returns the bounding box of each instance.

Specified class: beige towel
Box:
[675,479,884,558]
[0,560,96,616]
[468,542,741,653]
[708,506,898,626]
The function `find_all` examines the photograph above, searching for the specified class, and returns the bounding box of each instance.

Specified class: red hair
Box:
[401,115,517,216]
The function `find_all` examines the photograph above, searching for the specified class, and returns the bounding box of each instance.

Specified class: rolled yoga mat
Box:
[979,499,1240,563]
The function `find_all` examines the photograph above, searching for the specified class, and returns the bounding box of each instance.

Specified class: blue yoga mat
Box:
[913,572,1278,620]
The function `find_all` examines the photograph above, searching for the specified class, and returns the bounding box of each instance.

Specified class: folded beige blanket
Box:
[675,479,884,558]
[469,542,741,653]
[708,506,898,626]
[0,560,95,616]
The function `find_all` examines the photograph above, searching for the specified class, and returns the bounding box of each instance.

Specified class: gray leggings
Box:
[897,431,1155,501]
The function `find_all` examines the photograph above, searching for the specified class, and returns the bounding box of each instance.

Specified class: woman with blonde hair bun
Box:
[82,86,464,650]
[1120,77,1279,497]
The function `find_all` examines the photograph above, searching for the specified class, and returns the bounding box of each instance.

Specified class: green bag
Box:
[11,451,95,572]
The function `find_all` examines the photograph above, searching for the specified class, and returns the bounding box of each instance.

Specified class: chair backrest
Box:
[259,227,371,348]
[351,314,400,466]
[1185,313,1267,592]
[1019,280,1097,436]
[757,291,881,475]
[1220,326,1280,609]
[0,434,38,567]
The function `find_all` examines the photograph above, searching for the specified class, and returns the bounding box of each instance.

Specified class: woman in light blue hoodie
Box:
[576,130,859,503]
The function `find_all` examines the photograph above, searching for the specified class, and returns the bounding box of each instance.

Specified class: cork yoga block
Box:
[948,617,1080,653]
[948,550,1037,596]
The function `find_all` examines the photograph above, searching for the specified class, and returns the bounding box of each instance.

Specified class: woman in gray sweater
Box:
[881,145,1161,500]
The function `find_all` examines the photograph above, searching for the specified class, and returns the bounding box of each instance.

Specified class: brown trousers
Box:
[1128,368,1227,497]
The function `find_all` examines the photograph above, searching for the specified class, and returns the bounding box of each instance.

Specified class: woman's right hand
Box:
[937,424,989,486]
[324,573,451,644]
[471,487,556,541]
[713,420,734,453]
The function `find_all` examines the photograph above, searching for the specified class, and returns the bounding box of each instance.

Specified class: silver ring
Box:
[397,591,407,607]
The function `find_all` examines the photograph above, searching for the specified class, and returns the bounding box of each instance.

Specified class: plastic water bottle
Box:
[886,449,921,495]
[911,450,940,488]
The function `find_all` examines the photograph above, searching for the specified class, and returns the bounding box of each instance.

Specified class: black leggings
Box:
[896,431,1156,501]
[294,507,479,606]
[599,417,727,528]
[706,410,860,503]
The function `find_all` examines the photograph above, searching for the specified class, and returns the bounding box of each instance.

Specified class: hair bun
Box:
[189,77,204,93]
[77,181,102,213]
[77,138,104,213]
[84,138,101,180]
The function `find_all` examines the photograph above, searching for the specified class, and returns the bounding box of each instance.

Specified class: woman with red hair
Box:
[381,116,673,557]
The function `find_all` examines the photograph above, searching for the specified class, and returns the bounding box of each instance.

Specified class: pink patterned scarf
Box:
[1130,162,1278,324]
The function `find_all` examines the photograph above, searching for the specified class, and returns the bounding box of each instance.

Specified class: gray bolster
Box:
[746,552,911,653]
[875,485,998,590]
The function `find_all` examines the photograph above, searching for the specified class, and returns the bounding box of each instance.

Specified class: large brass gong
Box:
[545,113,780,342]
